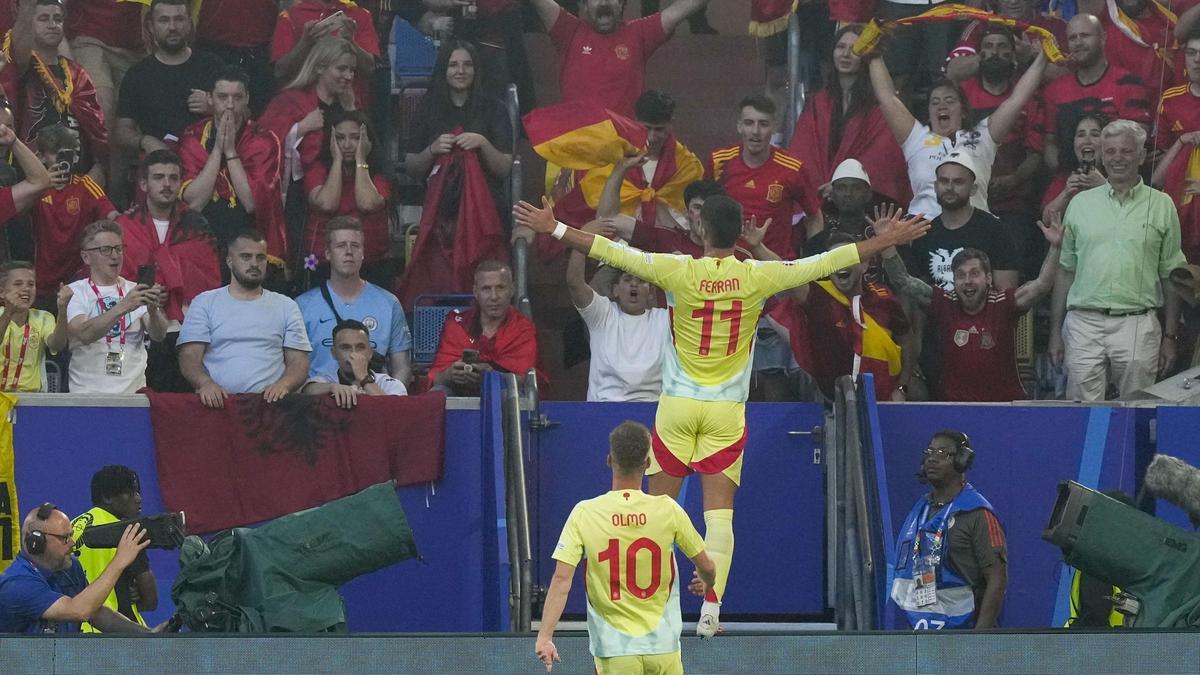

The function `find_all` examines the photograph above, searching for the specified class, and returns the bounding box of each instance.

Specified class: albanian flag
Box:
[750,0,797,37]
[523,102,647,170]
[853,4,1066,63]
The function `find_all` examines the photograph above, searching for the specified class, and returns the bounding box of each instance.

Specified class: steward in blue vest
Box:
[890,431,1008,629]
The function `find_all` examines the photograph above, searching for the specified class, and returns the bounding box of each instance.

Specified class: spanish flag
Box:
[816,280,903,383]
[853,4,1066,63]
[1163,144,1200,262]
[750,0,797,37]
[577,135,703,223]
[523,102,648,171]
[0,393,18,573]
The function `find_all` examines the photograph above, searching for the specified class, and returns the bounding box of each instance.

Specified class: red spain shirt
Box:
[709,145,820,258]
[959,77,1040,215]
[1038,64,1151,152]
[1155,84,1200,149]
[34,175,115,292]
[548,10,668,117]
[930,288,1026,402]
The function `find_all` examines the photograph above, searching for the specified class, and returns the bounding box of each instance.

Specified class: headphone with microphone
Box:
[915,431,975,482]
[23,502,59,556]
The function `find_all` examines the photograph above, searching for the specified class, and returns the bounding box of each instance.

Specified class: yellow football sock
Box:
[703,509,734,603]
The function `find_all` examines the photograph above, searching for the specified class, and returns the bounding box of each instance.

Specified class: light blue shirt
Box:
[178,287,311,393]
[296,281,413,378]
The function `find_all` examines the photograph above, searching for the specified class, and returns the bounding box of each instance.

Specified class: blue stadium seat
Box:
[411,294,475,366]
[390,17,437,92]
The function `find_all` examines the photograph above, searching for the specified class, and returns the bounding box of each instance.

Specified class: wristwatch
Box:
[359,373,376,387]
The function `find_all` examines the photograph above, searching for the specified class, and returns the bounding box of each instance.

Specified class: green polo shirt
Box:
[1059,180,1186,313]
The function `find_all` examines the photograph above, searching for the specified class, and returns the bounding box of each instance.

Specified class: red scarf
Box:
[397,146,508,309]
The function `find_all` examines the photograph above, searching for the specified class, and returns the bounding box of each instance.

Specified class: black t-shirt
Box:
[905,208,1017,291]
[406,99,513,157]
[117,50,226,141]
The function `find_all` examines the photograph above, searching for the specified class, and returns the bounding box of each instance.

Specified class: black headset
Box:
[23,502,58,555]
[945,431,975,473]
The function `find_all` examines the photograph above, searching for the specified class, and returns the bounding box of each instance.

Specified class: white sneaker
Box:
[696,601,720,638]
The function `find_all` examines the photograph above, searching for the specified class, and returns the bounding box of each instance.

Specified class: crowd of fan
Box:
[0,0,1196,406]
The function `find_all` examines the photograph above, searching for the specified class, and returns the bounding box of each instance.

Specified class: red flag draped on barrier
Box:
[397,146,508,310]
[148,391,447,533]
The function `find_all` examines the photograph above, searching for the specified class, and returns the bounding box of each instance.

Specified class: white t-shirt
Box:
[307,370,408,396]
[902,118,997,219]
[152,218,170,244]
[66,278,150,394]
[577,289,669,402]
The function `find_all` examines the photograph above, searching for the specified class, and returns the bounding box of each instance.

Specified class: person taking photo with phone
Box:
[65,220,169,394]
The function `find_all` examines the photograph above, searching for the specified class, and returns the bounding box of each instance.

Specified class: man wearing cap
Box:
[1049,119,1187,400]
[807,159,875,256]
[905,153,1019,293]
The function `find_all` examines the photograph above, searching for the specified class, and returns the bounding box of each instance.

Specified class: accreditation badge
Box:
[105,352,124,376]
[913,556,939,607]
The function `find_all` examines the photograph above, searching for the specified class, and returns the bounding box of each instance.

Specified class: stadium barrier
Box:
[0,631,1197,674]
[7,384,1173,631]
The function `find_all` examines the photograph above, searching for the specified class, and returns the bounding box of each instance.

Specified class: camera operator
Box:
[0,503,153,633]
[889,431,1008,630]
[70,466,159,632]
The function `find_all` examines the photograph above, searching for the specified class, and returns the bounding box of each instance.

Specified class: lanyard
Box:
[88,279,127,351]
[1,322,31,390]
[912,496,956,564]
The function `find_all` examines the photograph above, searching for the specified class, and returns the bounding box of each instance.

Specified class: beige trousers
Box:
[1063,309,1160,401]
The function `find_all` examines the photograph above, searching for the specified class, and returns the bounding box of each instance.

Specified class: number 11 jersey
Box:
[588,236,861,402]
[553,490,705,657]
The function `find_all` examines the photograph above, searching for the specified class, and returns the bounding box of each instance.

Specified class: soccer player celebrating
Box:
[516,193,930,637]
[536,421,716,674]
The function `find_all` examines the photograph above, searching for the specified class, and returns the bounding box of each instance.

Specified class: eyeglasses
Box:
[41,531,73,544]
[923,447,954,459]
[83,245,124,256]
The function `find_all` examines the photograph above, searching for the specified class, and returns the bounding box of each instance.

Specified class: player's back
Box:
[555,490,704,657]
[661,255,782,402]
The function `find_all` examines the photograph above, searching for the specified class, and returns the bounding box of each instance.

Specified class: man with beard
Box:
[428,260,538,396]
[8,0,109,185]
[527,0,712,116]
[958,27,1044,277]
[880,208,1063,401]
[0,503,152,633]
[65,220,168,394]
[118,150,222,392]
[567,219,669,402]
[115,0,223,159]
[890,431,1007,630]
[1049,119,1187,400]
[806,159,875,255]
[945,0,1067,81]
[906,153,1019,293]
[765,231,912,402]
[179,67,286,263]
[1039,13,1152,173]
[178,229,311,408]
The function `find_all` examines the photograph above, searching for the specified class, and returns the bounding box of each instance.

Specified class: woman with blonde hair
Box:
[260,37,359,187]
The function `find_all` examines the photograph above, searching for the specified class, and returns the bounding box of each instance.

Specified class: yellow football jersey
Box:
[552,490,704,658]
[589,236,860,401]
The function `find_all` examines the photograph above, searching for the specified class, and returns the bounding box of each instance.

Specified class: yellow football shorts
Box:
[594,650,684,675]
[649,394,747,486]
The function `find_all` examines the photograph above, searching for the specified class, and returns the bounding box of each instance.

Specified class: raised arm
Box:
[526,0,563,30]
[567,220,616,309]
[881,248,933,308]
[1014,213,1064,311]
[988,50,1047,143]
[660,0,709,35]
[868,56,917,144]
[11,0,35,73]
[4,127,52,213]
[41,525,149,625]
[598,153,646,219]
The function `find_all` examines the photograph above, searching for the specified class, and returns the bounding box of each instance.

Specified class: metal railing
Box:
[504,83,532,320]
[501,372,533,632]
[829,376,878,630]
[783,12,808,146]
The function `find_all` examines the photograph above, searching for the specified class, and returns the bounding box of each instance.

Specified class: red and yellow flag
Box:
[523,103,648,170]
[577,137,703,217]
[853,4,1066,63]
[816,280,903,379]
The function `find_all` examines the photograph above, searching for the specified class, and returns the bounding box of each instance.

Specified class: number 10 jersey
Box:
[553,490,705,657]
